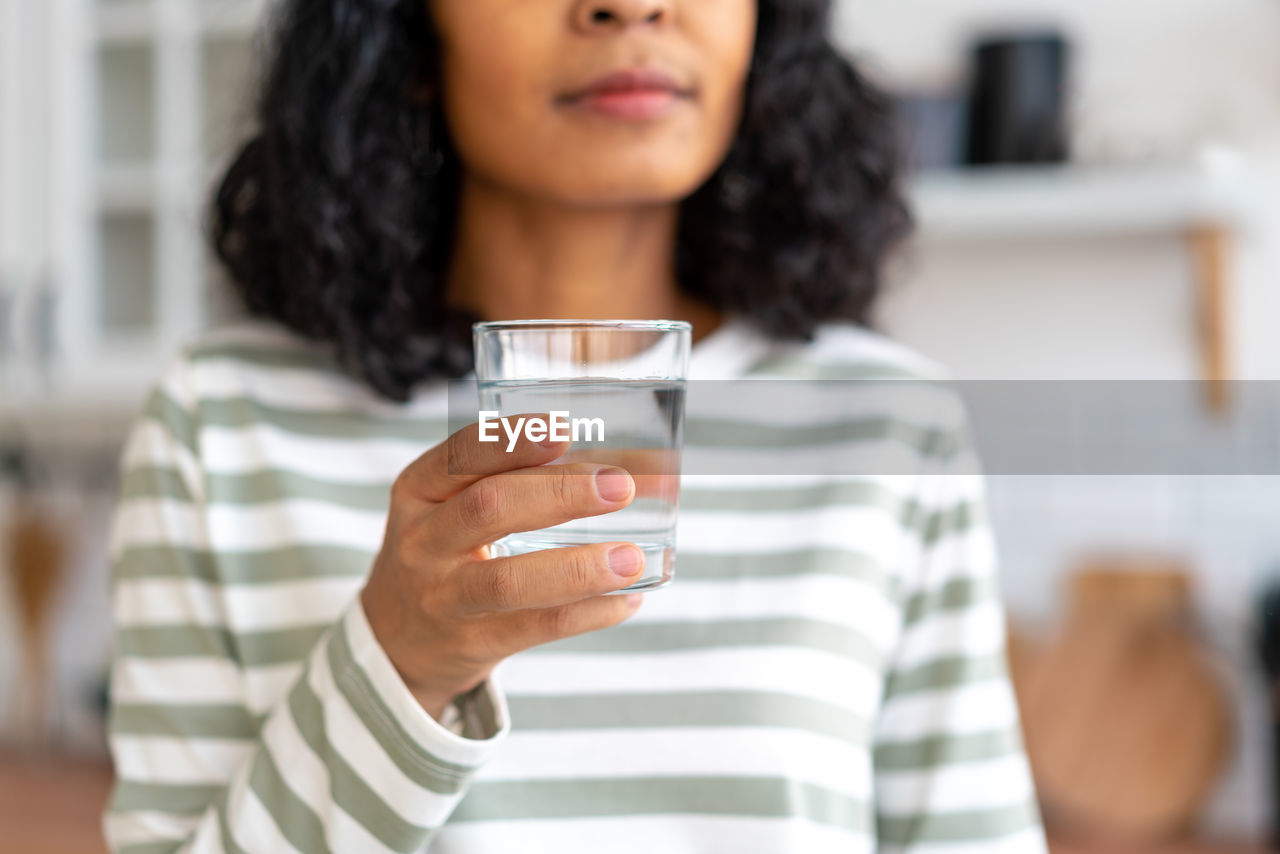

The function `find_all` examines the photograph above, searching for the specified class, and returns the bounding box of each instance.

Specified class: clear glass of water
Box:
[472,320,691,592]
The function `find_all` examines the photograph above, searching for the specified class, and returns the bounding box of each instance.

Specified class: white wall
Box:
[834,0,1280,838]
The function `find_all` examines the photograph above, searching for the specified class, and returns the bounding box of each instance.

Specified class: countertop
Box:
[0,754,1269,854]
[0,754,112,854]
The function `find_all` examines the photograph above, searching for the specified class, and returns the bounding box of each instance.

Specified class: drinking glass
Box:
[472,320,690,592]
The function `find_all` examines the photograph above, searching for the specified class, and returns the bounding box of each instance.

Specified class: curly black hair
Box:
[212,0,913,402]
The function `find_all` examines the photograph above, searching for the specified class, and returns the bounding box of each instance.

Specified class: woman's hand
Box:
[360,416,645,721]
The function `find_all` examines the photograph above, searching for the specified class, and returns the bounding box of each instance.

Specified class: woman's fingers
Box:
[434,462,635,554]
[453,542,646,614]
[556,448,680,501]
[395,414,571,504]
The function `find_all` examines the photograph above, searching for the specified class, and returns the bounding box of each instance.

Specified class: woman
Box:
[104,0,1046,851]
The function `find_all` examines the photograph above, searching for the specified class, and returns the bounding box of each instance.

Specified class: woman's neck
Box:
[445,175,722,342]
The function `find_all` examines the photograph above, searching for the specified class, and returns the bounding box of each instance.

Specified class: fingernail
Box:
[623,593,644,609]
[608,545,643,577]
[595,467,633,502]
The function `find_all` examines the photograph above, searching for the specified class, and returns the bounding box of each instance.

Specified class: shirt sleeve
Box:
[871,409,1048,854]
[102,358,510,854]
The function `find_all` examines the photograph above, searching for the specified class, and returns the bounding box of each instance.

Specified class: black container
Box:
[1256,578,1280,849]
[965,31,1071,165]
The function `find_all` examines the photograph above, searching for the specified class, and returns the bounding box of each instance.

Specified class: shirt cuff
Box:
[339,595,511,770]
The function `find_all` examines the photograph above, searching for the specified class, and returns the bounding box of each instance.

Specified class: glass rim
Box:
[473,319,691,334]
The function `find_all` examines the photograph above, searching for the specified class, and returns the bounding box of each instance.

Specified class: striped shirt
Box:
[103,316,1047,854]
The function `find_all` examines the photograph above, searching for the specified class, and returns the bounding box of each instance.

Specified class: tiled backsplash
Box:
[991,475,1280,621]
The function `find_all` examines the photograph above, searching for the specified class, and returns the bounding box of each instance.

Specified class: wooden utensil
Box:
[3,451,67,751]
[1009,555,1232,844]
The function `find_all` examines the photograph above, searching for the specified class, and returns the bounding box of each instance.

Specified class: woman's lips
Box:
[559,68,693,120]
[569,89,685,119]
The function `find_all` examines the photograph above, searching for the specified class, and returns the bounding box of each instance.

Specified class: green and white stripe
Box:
[104,319,1046,853]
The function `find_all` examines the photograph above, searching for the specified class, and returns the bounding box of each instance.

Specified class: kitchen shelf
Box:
[0,336,175,444]
[907,162,1259,415]
[908,163,1259,240]
[1,377,155,441]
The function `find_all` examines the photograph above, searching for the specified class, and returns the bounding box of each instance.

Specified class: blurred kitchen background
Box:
[4,0,1280,851]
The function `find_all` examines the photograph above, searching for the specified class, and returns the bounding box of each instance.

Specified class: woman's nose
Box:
[571,0,673,33]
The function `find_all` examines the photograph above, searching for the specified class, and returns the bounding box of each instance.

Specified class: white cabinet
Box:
[1,0,265,426]
[0,0,57,407]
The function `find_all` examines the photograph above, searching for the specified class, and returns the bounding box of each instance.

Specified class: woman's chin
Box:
[531,160,718,207]
[548,181,707,209]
